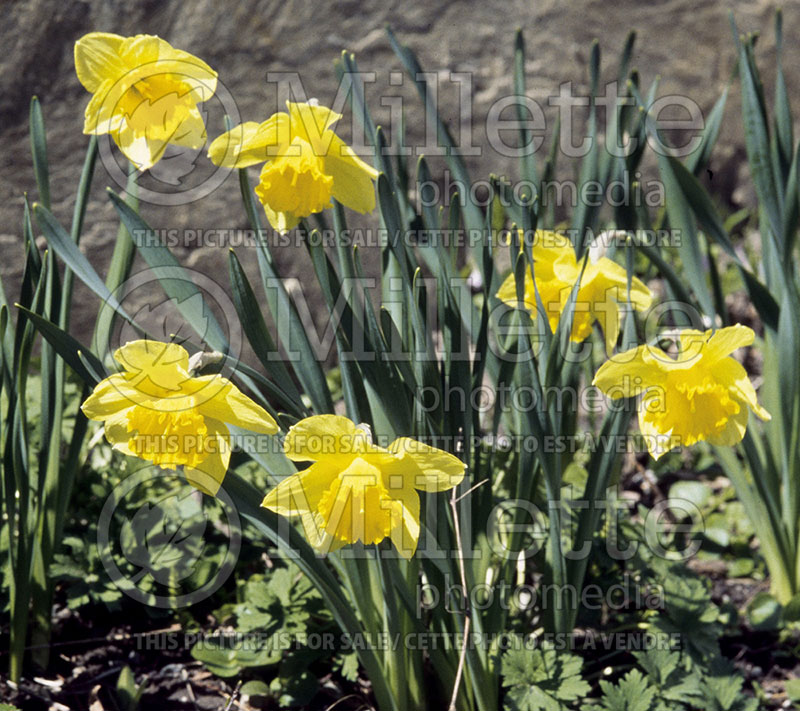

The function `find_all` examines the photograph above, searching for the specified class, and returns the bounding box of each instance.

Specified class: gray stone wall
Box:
[0,0,794,346]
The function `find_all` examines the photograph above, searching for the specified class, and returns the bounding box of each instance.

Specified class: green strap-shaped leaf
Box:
[223,472,398,711]
[773,9,793,183]
[305,233,374,427]
[652,141,715,317]
[571,40,601,254]
[227,249,306,417]
[513,30,538,189]
[663,154,779,330]
[94,165,137,361]
[29,97,50,210]
[685,87,729,176]
[16,305,107,384]
[33,204,127,319]
[730,17,782,248]
[386,27,484,240]
[107,190,229,353]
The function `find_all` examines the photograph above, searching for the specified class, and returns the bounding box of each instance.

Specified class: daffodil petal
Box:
[638,396,680,460]
[627,275,653,310]
[601,295,621,355]
[208,122,260,167]
[560,256,652,313]
[120,35,217,101]
[533,230,573,259]
[389,489,421,559]
[103,408,137,458]
[497,269,545,315]
[81,374,141,419]
[714,357,771,421]
[299,512,347,555]
[593,344,669,397]
[553,256,589,287]
[167,105,208,149]
[114,340,190,374]
[261,460,341,515]
[112,339,193,394]
[208,114,291,168]
[386,438,465,492]
[701,324,756,363]
[193,376,278,435]
[183,422,231,496]
[496,272,522,309]
[287,101,343,141]
[261,200,300,233]
[114,122,168,171]
[325,134,379,214]
[74,32,127,92]
[83,79,126,135]
[283,414,361,462]
[706,405,749,447]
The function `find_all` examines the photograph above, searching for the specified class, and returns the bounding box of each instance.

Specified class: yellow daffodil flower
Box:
[593,324,770,460]
[496,231,652,353]
[261,415,465,557]
[74,32,217,170]
[81,340,277,495]
[208,101,379,232]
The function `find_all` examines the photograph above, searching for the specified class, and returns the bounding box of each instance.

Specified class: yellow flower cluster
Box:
[81,341,278,495]
[84,342,463,556]
[75,32,218,171]
[496,231,769,457]
[207,103,379,232]
[74,32,462,559]
[74,33,378,230]
[77,36,770,559]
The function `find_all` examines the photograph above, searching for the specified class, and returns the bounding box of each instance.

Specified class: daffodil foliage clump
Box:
[2,12,799,711]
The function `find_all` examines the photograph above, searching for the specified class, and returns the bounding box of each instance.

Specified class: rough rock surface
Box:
[0,0,795,347]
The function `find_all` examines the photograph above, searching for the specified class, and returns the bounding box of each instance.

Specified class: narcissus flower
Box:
[74,32,217,170]
[496,231,652,353]
[208,101,379,232]
[593,325,770,460]
[261,415,465,557]
[81,340,277,495]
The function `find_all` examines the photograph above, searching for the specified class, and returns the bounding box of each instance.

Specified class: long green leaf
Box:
[33,204,127,318]
[108,190,229,352]
[29,97,50,210]
[227,249,306,415]
[16,305,107,384]
[386,27,484,240]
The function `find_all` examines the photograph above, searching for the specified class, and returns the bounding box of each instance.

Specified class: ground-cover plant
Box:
[1,12,795,711]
